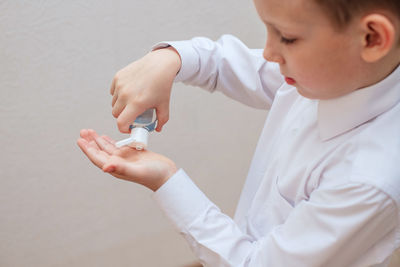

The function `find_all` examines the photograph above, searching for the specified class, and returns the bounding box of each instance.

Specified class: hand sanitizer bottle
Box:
[115,108,157,150]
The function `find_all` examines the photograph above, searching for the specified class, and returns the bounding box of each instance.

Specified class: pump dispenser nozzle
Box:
[115,109,157,150]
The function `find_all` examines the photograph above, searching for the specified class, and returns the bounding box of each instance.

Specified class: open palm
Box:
[77,129,177,191]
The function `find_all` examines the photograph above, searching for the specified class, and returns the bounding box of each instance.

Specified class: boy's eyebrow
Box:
[261,20,278,30]
[262,19,289,32]
[262,18,304,34]
[261,19,274,27]
[263,21,285,35]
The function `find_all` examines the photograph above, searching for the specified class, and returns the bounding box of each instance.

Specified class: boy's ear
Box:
[360,14,395,63]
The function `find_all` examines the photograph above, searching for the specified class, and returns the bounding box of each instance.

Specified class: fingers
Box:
[155,105,169,132]
[80,128,99,141]
[77,137,109,169]
[112,96,125,118]
[110,75,117,95]
[78,129,125,175]
[113,102,169,133]
[95,135,118,155]
[103,135,116,144]
[80,129,101,150]
[79,129,92,141]
[80,129,118,155]
[111,91,118,107]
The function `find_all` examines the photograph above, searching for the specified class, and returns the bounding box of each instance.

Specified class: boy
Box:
[77,0,400,266]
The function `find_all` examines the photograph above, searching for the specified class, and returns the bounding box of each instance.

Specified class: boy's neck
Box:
[360,49,400,89]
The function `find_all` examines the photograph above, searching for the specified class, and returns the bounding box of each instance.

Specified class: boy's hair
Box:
[314,0,400,30]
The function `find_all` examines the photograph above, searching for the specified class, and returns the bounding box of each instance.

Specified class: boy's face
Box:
[254,0,367,99]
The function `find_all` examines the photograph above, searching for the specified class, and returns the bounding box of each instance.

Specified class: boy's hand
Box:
[77,129,178,191]
[110,47,181,133]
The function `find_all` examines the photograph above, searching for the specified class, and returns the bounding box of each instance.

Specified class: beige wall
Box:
[0,1,266,266]
[2,1,399,266]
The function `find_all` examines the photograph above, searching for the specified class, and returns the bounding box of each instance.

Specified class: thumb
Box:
[117,104,146,133]
[103,158,145,180]
[102,161,118,174]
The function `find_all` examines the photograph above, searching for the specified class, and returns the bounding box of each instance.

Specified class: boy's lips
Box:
[285,77,296,85]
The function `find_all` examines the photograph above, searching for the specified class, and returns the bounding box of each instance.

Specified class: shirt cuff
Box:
[152,168,212,231]
[152,40,200,83]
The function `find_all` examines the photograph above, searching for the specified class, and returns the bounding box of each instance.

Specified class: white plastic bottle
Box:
[115,108,157,150]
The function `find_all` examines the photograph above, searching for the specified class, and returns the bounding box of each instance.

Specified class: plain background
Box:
[0,1,267,266]
[1,1,400,267]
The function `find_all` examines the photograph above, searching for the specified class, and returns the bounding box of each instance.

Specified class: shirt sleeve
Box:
[153,35,284,110]
[153,169,398,267]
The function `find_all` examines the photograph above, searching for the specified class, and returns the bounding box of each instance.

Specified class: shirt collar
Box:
[318,65,400,141]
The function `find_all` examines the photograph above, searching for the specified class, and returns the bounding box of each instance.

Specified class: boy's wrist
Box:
[152,46,182,75]
[165,46,182,74]
[150,164,178,192]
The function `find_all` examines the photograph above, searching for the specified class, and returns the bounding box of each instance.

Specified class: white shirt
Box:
[152,35,400,267]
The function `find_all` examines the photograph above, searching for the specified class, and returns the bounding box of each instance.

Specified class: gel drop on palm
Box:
[115,108,157,150]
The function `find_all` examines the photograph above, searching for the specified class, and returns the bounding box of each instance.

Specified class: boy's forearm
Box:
[157,36,281,109]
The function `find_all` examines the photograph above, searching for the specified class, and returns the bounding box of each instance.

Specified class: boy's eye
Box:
[280,36,297,44]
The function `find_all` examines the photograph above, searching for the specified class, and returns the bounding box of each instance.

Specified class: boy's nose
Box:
[263,40,284,64]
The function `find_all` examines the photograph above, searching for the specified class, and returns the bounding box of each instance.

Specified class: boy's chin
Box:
[295,86,319,99]
[296,86,338,100]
